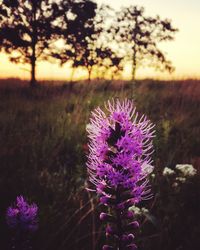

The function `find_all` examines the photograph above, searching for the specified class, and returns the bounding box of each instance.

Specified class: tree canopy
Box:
[0,0,99,85]
[0,0,63,86]
[112,6,178,80]
[0,1,178,84]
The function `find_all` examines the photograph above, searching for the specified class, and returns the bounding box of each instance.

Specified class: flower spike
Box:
[86,99,155,249]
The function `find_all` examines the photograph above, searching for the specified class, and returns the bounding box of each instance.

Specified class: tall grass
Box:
[0,79,199,249]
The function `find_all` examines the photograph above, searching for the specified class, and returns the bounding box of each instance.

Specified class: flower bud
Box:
[122,233,135,244]
[100,212,115,222]
[121,234,129,242]
[126,221,139,231]
[121,210,134,219]
[106,224,117,236]
[127,234,135,242]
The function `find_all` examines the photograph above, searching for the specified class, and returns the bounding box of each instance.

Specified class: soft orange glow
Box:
[1,51,200,81]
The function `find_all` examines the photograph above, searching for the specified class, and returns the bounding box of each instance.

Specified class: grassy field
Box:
[0,79,200,250]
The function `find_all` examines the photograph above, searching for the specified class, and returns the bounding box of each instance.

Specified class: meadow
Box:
[0,79,200,250]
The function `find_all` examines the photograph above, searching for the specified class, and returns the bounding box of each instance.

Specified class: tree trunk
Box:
[132,46,137,81]
[30,51,37,87]
[132,63,136,81]
[88,67,92,83]
[30,3,37,87]
[132,14,138,81]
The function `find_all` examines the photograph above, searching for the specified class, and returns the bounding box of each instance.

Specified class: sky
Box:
[0,0,200,80]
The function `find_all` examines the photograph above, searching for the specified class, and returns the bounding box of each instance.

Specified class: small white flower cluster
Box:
[129,205,149,216]
[163,167,175,176]
[163,164,197,185]
[175,164,197,177]
[141,163,154,176]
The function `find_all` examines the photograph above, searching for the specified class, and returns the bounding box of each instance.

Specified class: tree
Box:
[77,45,123,81]
[54,3,123,81]
[112,6,178,80]
[52,0,97,81]
[0,0,62,86]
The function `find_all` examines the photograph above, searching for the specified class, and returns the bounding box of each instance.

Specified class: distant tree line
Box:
[0,0,178,86]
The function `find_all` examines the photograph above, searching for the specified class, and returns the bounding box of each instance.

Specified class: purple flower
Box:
[87,99,155,249]
[6,196,38,232]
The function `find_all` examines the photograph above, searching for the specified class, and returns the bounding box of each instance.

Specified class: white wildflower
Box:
[129,206,141,215]
[141,162,154,175]
[129,206,149,216]
[163,167,175,176]
[175,164,197,177]
[141,207,149,214]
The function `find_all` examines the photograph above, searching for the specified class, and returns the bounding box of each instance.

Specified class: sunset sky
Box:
[0,0,200,80]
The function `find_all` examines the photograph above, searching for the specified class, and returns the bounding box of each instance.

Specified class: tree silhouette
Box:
[0,0,63,86]
[79,45,123,81]
[54,3,123,81]
[112,6,178,80]
[78,4,124,81]
[52,0,97,81]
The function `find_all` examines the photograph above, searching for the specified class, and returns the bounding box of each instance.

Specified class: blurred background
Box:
[0,0,199,250]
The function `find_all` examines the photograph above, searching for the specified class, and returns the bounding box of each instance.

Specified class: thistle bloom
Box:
[87,99,155,250]
[6,196,38,232]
